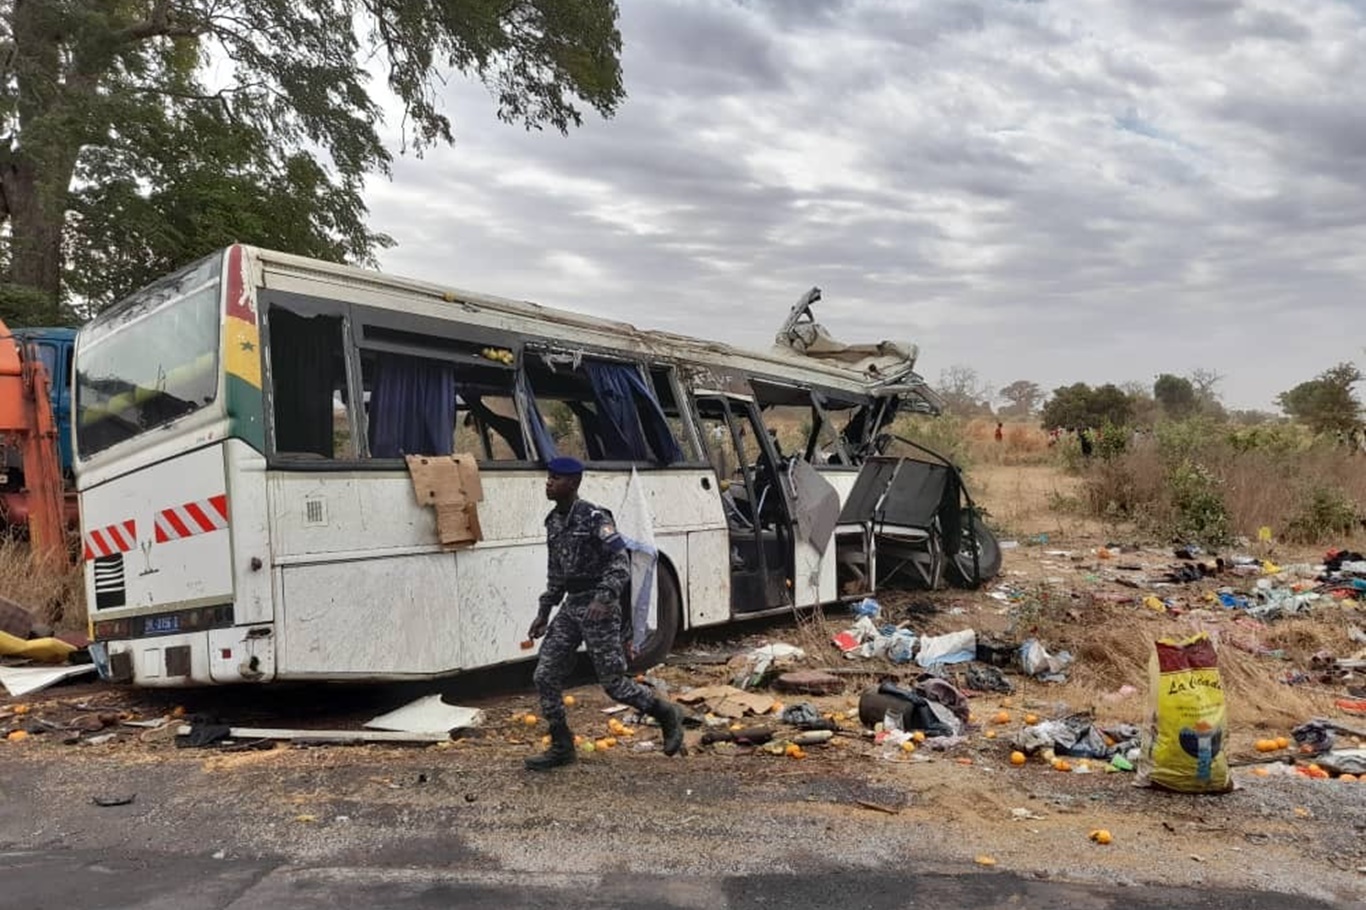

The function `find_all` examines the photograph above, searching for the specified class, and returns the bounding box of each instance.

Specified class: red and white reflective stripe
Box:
[83,520,137,561]
[154,494,230,543]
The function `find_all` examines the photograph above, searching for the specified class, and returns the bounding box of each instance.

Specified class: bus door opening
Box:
[694,395,794,614]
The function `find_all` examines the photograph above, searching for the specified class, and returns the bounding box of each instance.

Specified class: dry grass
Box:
[0,538,86,633]
[1078,429,1366,547]
[1033,601,1348,733]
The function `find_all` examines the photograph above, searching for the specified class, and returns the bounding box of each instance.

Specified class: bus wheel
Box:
[948,512,1003,588]
[627,560,682,673]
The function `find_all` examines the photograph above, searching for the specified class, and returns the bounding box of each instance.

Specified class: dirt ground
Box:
[2,463,1365,903]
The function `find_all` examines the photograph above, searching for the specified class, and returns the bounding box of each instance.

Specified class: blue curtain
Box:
[583,362,684,463]
[368,353,456,457]
[516,370,559,463]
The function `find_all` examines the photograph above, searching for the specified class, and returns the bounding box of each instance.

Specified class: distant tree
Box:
[936,365,994,418]
[1154,374,1198,419]
[1276,362,1363,434]
[1119,380,1159,427]
[1227,409,1278,426]
[1040,382,1134,430]
[998,380,1043,419]
[1188,368,1226,420]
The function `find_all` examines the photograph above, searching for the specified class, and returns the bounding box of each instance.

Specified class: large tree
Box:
[997,379,1042,419]
[936,364,994,418]
[1039,382,1134,431]
[1,0,624,313]
[1276,362,1362,434]
[1153,373,1197,419]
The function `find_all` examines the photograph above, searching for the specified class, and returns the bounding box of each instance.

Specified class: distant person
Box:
[1079,428,1094,458]
[994,421,1004,443]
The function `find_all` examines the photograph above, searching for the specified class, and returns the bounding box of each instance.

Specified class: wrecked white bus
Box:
[73,245,995,687]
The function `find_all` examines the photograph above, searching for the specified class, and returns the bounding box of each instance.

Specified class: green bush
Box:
[1167,459,1232,546]
[1286,487,1359,544]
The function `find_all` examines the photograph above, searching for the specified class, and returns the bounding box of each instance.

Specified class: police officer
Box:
[525,456,685,770]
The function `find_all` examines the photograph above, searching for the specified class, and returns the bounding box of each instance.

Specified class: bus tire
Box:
[627,559,682,673]
[948,512,1002,588]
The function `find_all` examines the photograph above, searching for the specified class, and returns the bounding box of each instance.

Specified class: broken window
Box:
[266,305,352,460]
[355,345,527,462]
[522,352,686,464]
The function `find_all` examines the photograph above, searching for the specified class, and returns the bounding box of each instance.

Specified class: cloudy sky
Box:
[362,0,1366,413]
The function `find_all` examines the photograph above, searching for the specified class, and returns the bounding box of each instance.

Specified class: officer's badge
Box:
[600,523,616,537]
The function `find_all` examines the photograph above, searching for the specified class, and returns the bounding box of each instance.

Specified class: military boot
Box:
[649,699,686,756]
[524,721,576,771]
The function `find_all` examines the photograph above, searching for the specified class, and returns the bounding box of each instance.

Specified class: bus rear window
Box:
[76,256,223,458]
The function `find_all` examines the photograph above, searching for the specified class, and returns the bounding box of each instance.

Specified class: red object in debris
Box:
[832,631,861,652]
[1335,699,1366,715]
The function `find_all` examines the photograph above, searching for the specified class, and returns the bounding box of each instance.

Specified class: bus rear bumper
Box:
[92,625,276,686]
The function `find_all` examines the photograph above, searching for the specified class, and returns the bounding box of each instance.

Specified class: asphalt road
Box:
[2,848,1351,910]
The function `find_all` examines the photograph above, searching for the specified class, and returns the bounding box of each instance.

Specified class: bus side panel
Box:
[687,529,731,628]
[81,444,234,615]
[813,470,861,605]
[456,544,550,670]
[277,554,462,676]
[223,440,272,626]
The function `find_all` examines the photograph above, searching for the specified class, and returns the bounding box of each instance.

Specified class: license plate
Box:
[144,614,180,635]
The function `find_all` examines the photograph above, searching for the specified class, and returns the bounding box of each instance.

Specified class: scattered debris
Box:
[772,670,844,696]
[0,663,96,697]
[676,685,777,718]
[175,724,450,746]
[91,794,135,807]
[362,695,483,735]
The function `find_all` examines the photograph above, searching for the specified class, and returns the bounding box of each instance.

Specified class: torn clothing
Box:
[538,498,630,615]
[533,598,657,727]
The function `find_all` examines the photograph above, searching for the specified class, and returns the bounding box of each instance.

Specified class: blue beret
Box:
[546,456,584,475]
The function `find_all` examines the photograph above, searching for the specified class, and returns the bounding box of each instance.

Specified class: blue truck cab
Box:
[3,326,76,480]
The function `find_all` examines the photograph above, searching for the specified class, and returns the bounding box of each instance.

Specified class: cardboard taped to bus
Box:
[405,454,484,548]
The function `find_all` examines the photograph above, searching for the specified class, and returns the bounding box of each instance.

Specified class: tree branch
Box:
[113,0,204,44]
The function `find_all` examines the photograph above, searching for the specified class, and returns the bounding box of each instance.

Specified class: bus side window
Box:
[357,347,527,462]
[524,354,686,465]
[267,307,350,459]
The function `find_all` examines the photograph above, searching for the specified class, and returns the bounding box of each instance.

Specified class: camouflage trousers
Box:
[533,595,657,727]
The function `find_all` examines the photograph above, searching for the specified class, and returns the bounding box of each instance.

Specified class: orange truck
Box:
[0,318,71,569]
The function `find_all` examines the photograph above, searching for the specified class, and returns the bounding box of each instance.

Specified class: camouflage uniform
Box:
[533,498,658,726]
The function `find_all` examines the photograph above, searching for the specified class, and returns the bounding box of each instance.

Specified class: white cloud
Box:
[362,0,1366,411]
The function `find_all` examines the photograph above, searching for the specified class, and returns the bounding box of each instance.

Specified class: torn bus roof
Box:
[248,246,942,414]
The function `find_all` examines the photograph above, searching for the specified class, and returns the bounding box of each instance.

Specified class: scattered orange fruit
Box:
[573,734,584,746]
[992,711,1011,725]
[1024,713,1039,725]
[603,737,617,748]
[975,855,997,867]
[1275,736,1290,749]
[1253,767,1270,777]
[911,730,925,743]
[170,706,186,718]
[12,705,29,716]
[594,738,611,751]
[1254,738,1278,753]
[985,730,997,739]
[562,695,576,707]
[901,741,916,753]
[541,734,551,747]
[1340,774,1358,782]
[1010,751,1027,766]
[955,757,974,766]
[522,713,538,726]
[6,730,28,742]
[1089,829,1113,845]
[1052,758,1072,772]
